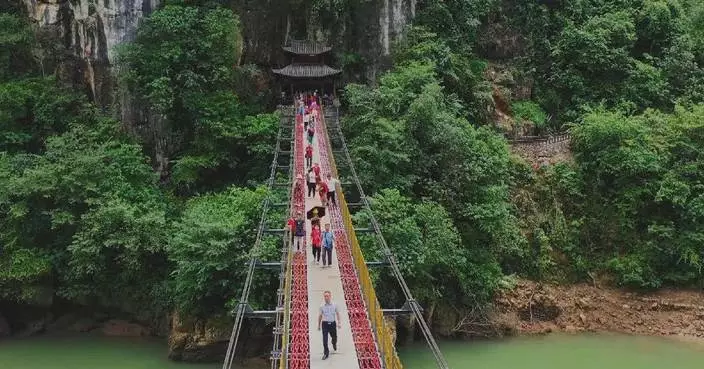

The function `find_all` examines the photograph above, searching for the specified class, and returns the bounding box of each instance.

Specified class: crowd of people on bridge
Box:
[286,91,344,361]
[282,90,335,107]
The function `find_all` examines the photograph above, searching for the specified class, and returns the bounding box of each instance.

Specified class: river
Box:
[0,334,702,369]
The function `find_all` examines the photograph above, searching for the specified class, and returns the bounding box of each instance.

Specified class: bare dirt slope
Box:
[491,280,704,339]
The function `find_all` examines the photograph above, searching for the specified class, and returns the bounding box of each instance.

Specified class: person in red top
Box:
[305,145,313,168]
[312,163,321,183]
[294,174,304,203]
[311,225,322,264]
[287,216,296,247]
[318,180,329,207]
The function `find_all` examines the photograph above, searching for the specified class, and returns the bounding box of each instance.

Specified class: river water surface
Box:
[0,334,702,369]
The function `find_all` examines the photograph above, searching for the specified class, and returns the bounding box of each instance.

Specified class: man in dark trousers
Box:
[317,290,342,360]
[305,144,313,168]
[294,212,306,252]
[322,223,334,268]
[306,169,317,198]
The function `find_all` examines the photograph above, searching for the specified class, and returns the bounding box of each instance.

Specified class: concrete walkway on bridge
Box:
[303,121,360,369]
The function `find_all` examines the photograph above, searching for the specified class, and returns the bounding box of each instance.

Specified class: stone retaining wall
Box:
[510,133,572,166]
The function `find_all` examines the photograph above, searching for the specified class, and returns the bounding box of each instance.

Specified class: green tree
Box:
[355,189,496,313]
[167,186,276,317]
[0,13,36,81]
[118,4,277,193]
[570,105,704,288]
[0,78,89,153]
[343,56,523,307]
[0,119,169,312]
[393,26,493,123]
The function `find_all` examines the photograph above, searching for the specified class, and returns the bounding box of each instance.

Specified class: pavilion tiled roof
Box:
[283,40,332,55]
[273,64,341,78]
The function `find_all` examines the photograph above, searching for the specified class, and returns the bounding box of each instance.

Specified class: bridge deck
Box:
[304,122,361,369]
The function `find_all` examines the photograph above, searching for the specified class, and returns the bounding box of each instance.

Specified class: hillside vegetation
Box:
[0,0,702,329]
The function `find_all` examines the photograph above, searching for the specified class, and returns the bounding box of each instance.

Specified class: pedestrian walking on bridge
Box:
[305,144,313,169]
[306,169,316,198]
[322,223,334,268]
[311,225,321,264]
[325,174,339,208]
[294,212,305,252]
[307,123,315,145]
[317,290,341,360]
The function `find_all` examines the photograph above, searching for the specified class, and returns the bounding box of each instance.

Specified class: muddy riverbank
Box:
[489,280,704,340]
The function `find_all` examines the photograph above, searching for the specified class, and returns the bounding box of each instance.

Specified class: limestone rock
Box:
[101,319,149,337]
[21,0,159,106]
[168,312,232,363]
[71,317,101,333]
[0,313,10,338]
[16,318,49,337]
[23,0,160,63]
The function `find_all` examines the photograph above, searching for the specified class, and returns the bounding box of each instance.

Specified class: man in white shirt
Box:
[303,112,310,131]
[325,174,340,207]
[306,169,317,198]
[317,290,342,360]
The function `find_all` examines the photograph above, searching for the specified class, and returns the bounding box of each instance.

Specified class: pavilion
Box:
[273,39,341,103]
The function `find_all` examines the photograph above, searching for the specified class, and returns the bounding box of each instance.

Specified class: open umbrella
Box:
[306,206,326,219]
[307,206,326,229]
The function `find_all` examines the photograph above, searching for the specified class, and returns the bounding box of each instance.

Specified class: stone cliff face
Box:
[22,0,415,104]
[378,0,415,56]
[24,0,158,62]
[23,0,159,105]
[233,0,415,84]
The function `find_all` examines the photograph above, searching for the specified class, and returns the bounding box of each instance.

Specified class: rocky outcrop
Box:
[22,0,159,105]
[47,314,99,333]
[24,0,159,62]
[233,0,416,85]
[168,312,274,363]
[15,316,52,337]
[101,319,150,337]
[0,313,10,338]
[20,0,415,106]
[377,0,415,56]
[491,280,704,338]
[413,280,704,341]
[169,312,231,362]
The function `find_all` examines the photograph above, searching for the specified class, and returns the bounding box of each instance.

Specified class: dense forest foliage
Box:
[0,3,278,322]
[344,0,704,314]
[0,0,702,331]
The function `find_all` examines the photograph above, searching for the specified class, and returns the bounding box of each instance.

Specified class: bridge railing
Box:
[279,108,298,369]
[322,108,403,369]
[279,228,294,369]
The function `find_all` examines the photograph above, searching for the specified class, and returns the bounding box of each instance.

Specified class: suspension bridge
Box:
[220,103,450,369]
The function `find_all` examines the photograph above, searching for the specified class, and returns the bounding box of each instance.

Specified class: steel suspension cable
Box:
[223,111,290,369]
[327,107,450,369]
[270,111,295,369]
